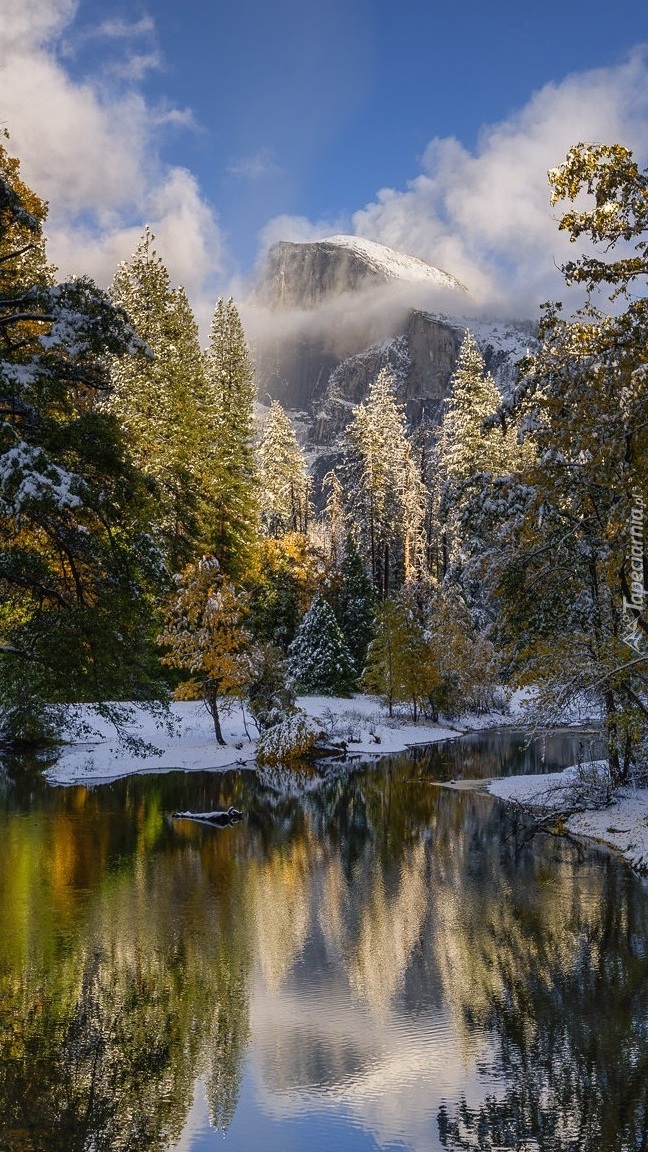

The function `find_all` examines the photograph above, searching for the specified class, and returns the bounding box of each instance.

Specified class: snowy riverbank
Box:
[44,695,479,786]
[40,695,646,875]
[489,766,648,874]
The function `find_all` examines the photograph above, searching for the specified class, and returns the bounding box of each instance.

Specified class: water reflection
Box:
[0,732,646,1151]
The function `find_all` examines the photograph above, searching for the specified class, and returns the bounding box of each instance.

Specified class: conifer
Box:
[341,368,413,594]
[328,534,375,677]
[0,141,166,740]
[109,230,211,567]
[205,298,259,578]
[258,400,311,536]
[287,594,356,696]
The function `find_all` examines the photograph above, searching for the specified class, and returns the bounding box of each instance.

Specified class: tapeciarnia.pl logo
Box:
[623,490,645,651]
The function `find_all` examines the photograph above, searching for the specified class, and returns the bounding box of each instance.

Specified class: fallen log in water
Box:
[172,806,243,827]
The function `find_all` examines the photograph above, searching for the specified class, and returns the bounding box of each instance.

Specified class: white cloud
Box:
[84,15,156,42]
[257,211,350,253]
[0,0,225,328]
[259,50,648,318]
[227,148,282,181]
[352,50,648,315]
[59,13,162,80]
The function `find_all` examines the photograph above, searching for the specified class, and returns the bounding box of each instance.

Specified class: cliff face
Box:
[247,236,534,494]
[252,235,467,311]
[253,240,386,310]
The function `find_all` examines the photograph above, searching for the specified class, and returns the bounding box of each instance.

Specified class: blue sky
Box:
[1,0,647,323]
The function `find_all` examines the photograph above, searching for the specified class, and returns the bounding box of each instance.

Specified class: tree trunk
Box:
[206,693,226,746]
[604,688,625,785]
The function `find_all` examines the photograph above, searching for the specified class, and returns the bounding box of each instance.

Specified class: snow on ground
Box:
[43,692,644,874]
[44,696,463,787]
[489,765,648,874]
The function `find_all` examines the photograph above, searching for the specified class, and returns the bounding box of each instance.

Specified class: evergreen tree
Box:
[0,137,166,741]
[109,230,212,568]
[467,143,648,782]
[435,332,531,613]
[341,368,412,595]
[441,333,508,486]
[327,534,375,677]
[403,441,429,580]
[258,400,311,536]
[287,593,356,696]
[205,298,258,579]
[322,468,346,567]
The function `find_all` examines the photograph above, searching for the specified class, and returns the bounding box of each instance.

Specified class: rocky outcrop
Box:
[252,235,467,311]
[247,236,535,499]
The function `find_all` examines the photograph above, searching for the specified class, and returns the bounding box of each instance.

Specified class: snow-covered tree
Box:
[288,593,356,696]
[205,298,259,579]
[327,534,375,677]
[468,144,648,782]
[157,556,254,744]
[441,333,508,485]
[322,468,346,566]
[0,137,166,741]
[258,400,311,536]
[341,368,415,595]
[434,333,532,614]
[109,230,212,568]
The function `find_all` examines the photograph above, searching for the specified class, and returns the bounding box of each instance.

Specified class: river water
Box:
[1,729,647,1152]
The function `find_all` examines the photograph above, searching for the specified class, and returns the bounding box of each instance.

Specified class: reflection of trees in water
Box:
[340,840,428,1015]
[249,837,314,991]
[407,728,600,782]
[1,746,648,1150]
[0,799,253,1150]
[435,841,648,1152]
[0,948,199,1152]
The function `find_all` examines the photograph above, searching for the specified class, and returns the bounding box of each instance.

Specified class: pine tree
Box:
[287,593,356,696]
[436,332,531,608]
[205,298,259,578]
[0,137,166,741]
[322,468,346,566]
[441,333,507,485]
[341,368,413,595]
[327,534,375,677]
[157,556,254,744]
[258,400,311,536]
[109,230,212,568]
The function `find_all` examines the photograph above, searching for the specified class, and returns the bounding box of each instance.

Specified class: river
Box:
[1,728,646,1152]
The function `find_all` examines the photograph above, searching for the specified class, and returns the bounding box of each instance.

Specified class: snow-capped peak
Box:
[323,235,467,293]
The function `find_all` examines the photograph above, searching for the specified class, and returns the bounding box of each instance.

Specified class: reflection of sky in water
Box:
[2,730,647,1152]
[171,736,607,1150]
[184,1069,409,1152]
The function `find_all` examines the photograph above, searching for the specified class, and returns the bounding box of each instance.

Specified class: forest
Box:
[0,135,646,783]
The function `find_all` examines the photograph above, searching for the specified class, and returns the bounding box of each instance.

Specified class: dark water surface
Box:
[1,729,647,1152]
